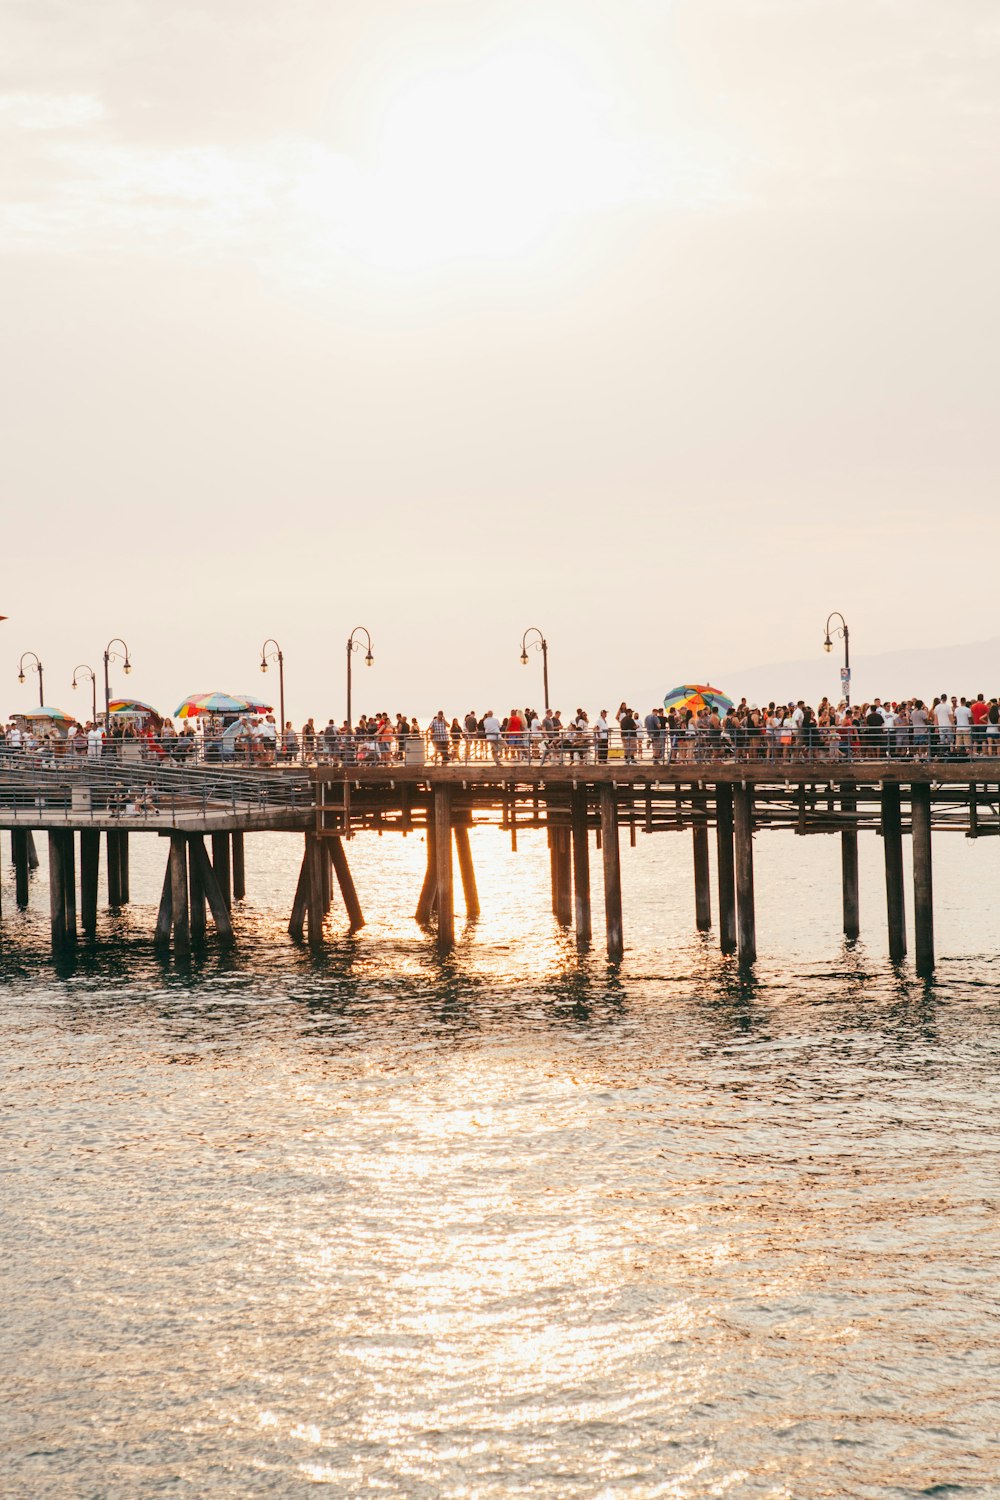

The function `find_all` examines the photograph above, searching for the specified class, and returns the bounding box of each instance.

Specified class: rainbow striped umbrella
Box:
[174,691,273,719]
[663,684,734,715]
[108,698,158,717]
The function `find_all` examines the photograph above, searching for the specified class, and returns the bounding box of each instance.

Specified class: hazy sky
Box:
[2,0,998,722]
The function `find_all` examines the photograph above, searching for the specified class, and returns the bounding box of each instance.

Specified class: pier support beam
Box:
[911,783,934,976]
[734,785,756,965]
[195,838,234,945]
[331,836,365,930]
[599,784,623,961]
[154,858,173,948]
[550,819,573,927]
[231,832,246,902]
[211,833,232,909]
[118,833,130,905]
[80,830,99,935]
[415,820,437,926]
[189,835,207,943]
[571,786,592,947]
[170,834,190,954]
[434,785,455,953]
[454,820,480,919]
[13,829,29,907]
[715,785,737,955]
[106,830,122,907]
[305,834,325,951]
[47,831,76,949]
[881,782,906,962]
[693,823,712,931]
[841,789,860,940]
[27,832,39,870]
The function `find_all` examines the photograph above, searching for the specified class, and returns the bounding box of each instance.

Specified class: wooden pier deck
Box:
[4,756,1000,973]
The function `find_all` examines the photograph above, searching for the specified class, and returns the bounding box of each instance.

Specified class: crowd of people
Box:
[5,693,1000,768]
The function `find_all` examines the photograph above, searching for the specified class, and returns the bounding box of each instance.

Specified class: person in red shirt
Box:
[971,693,989,756]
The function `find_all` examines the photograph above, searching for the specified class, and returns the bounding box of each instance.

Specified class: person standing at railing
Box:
[933,694,954,752]
[971,694,989,755]
[430,711,451,764]
[644,708,663,765]
[483,709,502,764]
[593,709,609,764]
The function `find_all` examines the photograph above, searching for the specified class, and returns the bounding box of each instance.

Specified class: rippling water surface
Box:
[2,827,999,1498]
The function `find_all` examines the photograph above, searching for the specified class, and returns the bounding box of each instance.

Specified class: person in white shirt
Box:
[933,695,954,749]
[593,710,610,764]
[483,711,502,764]
[954,697,973,751]
[87,725,103,758]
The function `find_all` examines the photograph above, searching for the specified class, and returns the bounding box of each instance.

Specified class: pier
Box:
[2,754,998,975]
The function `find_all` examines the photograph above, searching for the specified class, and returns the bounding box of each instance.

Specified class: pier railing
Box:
[0,759,312,826]
[5,724,1000,770]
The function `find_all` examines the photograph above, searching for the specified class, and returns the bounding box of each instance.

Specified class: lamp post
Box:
[103,638,132,723]
[17,651,44,707]
[346,627,374,727]
[519,627,550,709]
[260,638,285,736]
[823,612,850,706]
[72,664,98,723]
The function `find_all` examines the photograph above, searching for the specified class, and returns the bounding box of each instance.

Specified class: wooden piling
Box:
[288,850,308,940]
[231,832,246,902]
[734,785,756,965]
[106,831,122,907]
[599,783,623,961]
[170,834,190,953]
[118,833,130,905]
[453,821,480,919]
[331,836,365,930]
[571,785,592,947]
[80,829,99,935]
[47,832,69,949]
[305,834,325,951]
[193,838,233,945]
[715,784,737,954]
[211,832,232,909]
[320,837,332,913]
[63,831,77,940]
[881,782,906,961]
[434,785,455,953]
[154,856,173,948]
[554,826,573,926]
[911,782,934,975]
[841,789,859,940]
[13,829,29,907]
[188,835,207,943]
[415,821,437,925]
[26,831,39,870]
[692,823,712,931]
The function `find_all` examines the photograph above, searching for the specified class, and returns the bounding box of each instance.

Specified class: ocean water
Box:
[2,826,999,1499]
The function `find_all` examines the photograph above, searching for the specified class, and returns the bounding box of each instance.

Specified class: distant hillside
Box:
[718,636,1000,707]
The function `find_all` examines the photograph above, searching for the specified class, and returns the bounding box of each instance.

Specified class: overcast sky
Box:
[2,0,998,722]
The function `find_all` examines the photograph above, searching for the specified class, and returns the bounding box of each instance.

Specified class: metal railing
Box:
[5,720,1000,773]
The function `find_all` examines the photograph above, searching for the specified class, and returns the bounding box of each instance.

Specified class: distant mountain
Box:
[718,636,1000,707]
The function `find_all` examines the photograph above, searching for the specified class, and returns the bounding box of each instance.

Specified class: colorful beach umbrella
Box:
[108,698,158,717]
[23,705,74,723]
[174,691,273,719]
[663,684,734,715]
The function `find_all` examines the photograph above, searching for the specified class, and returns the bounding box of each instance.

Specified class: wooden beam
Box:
[154,855,173,948]
[188,835,206,943]
[63,831,77,941]
[195,838,234,945]
[734,785,756,965]
[330,836,365,930]
[80,829,99,935]
[415,820,437,925]
[211,832,232,909]
[288,849,308,941]
[305,834,325,950]
[13,829,29,908]
[231,831,246,901]
[453,821,480,919]
[716,784,737,954]
[841,789,859,940]
[881,782,906,962]
[571,785,591,947]
[912,782,934,976]
[170,833,190,954]
[599,783,623,961]
[118,832,130,905]
[47,831,68,950]
[434,785,454,952]
[106,830,121,907]
[693,823,711,931]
